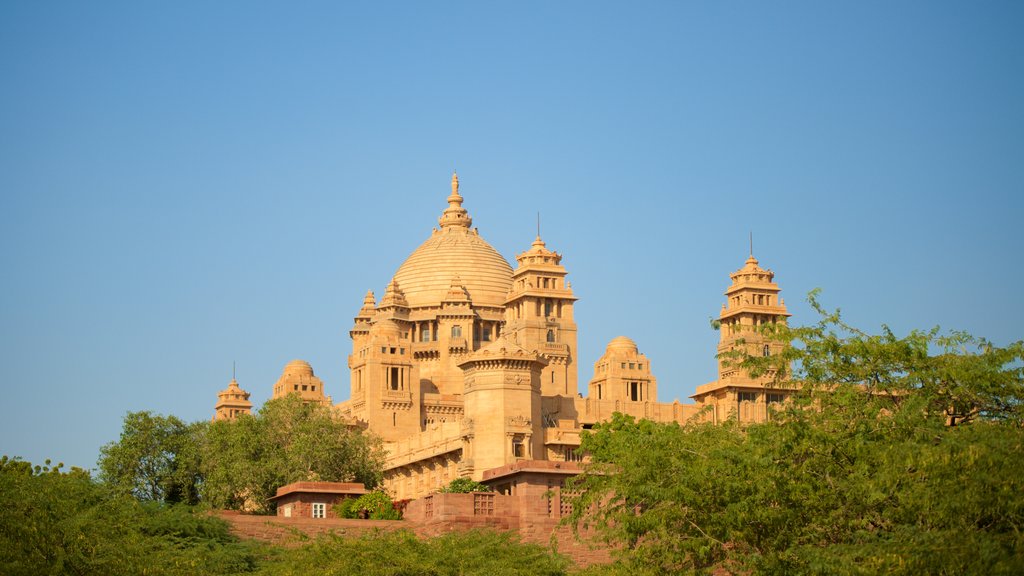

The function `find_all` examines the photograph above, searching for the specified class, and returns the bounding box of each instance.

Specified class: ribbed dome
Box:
[391,173,514,309]
[283,359,314,376]
[607,336,638,353]
[393,227,513,309]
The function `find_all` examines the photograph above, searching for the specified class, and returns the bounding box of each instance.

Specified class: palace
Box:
[213,173,797,500]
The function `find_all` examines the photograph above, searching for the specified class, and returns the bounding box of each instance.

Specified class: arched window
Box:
[763,344,771,357]
[546,330,555,343]
[451,325,462,338]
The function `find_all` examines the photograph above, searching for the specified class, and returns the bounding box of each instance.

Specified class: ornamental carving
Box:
[508,415,531,428]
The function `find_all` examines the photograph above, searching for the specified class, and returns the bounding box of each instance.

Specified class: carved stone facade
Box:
[214,173,796,499]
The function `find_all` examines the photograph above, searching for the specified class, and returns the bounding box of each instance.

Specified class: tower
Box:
[587,336,657,403]
[272,360,331,405]
[716,253,791,383]
[347,318,420,441]
[691,251,793,423]
[504,235,578,396]
[213,376,252,421]
[457,333,547,480]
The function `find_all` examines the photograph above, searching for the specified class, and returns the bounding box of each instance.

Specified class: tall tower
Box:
[717,253,791,383]
[504,236,578,396]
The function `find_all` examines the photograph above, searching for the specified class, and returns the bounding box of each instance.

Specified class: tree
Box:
[337,490,402,520]
[566,293,1024,575]
[201,395,384,513]
[98,411,206,504]
[0,456,260,576]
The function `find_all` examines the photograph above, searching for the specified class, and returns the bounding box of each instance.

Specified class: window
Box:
[629,382,641,401]
[451,325,462,338]
[390,367,401,390]
[422,328,431,342]
[546,330,555,343]
[302,385,307,391]
[597,384,602,399]
[763,344,771,357]
[629,362,635,369]
[544,300,553,316]
[512,436,525,458]
[564,446,584,462]
[767,393,785,404]
[739,392,757,402]
[481,326,491,341]
[283,504,292,518]
[312,503,326,519]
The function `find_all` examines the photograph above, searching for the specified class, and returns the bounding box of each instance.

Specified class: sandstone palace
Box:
[213,173,797,500]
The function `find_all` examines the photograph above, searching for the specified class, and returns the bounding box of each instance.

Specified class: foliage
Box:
[339,490,402,520]
[566,293,1024,575]
[0,456,261,576]
[97,411,206,504]
[439,477,492,493]
[255,528,568,576]
[201,394,385,514]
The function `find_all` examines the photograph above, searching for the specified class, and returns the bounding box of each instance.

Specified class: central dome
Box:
[392,173,513,309]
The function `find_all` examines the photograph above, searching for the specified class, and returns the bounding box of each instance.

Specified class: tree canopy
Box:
[98,395,384,514]
[98,411,205,504]
[567,294,1024,575]
[201,394,384,514]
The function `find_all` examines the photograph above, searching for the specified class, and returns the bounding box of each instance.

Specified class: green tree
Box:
[98,411,206,504]
[0,456,260,576]
[566,293,1024,575]
[201,395,384,513]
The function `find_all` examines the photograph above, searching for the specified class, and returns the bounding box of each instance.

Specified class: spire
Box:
[358,290,377,317]
[439,171,473,230]
[380,279,409,308]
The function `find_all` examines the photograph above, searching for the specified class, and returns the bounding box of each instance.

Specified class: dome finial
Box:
[439,172,472,229]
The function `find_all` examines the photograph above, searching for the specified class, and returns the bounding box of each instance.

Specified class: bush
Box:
[341,491,402,520]
[440,477,491,493]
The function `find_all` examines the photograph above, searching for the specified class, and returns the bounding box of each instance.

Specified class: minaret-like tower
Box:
[504,235,578,396]
[717,253,791,383]
[692,251,793,423]
[213,377,252,421]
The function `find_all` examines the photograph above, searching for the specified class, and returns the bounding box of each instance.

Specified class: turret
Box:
[504,235,578,396]
[457,333,548,479]
[586,336,657,403]
[213,376,252,421]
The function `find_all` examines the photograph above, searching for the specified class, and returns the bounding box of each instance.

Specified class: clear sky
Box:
[2,1,1022,471]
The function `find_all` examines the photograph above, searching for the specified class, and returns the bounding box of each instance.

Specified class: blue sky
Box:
[2,1,1022,470]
